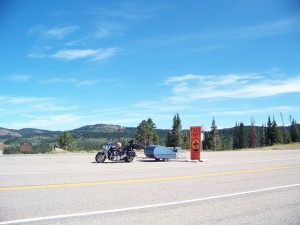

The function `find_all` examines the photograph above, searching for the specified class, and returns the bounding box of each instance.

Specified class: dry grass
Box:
[242,142,300,151]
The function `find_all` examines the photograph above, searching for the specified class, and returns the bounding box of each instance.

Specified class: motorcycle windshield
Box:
[103,143,112,150]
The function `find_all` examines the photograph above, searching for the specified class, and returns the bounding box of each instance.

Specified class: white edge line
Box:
[1,183,299,225]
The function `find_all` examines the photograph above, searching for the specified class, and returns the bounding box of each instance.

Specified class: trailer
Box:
[144,145,181,161]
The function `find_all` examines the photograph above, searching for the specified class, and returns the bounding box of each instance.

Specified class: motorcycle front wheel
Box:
[95,152,106,163]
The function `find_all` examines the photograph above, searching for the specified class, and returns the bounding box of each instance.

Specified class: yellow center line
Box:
[1,165,299,191]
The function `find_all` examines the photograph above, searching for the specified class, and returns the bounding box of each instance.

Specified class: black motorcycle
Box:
[95,140,140,163]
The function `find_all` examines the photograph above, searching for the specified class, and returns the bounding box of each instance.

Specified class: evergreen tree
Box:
[239,122,247,149]
[266,116,273,146]
[202,131,210,150]
[233,122,240,149]
[209,117,221,151]
[280,113,291,144]
[182,130,190,150]
[57,131,75,151]
[290,118,300,142]
[272,117,283,144]
[135,118,159,147]
[260,124,266,147]
[166,113,182,147]
[166,131,172,147]
[249,118,257,148]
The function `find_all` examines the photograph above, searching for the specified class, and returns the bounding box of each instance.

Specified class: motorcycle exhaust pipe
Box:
[120,154,127,159]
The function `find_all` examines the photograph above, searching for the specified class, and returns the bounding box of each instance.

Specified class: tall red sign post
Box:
[190,126,201,161]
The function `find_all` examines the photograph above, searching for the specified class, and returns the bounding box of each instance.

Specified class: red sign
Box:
[190,126,201,160]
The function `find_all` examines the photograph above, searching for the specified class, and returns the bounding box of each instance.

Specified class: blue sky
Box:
[1,0,300,131]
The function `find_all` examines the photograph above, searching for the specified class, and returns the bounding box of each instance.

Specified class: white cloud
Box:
[0,96,78,112]
[39,78,77,85]
[39,78,101,87]
[31,104,79,112]
[51,47,119,61]
[6,97,53,104]
[141,17,300,47]
[52,49,97,59]
[88,2,169,19]
[28,25,79,40]
[75,80,100,87]
[46,25,79,39]
[234,17,300,39]
[8,75,32,82]
[27,53,47,58]
[93,21,126,38]
[212,106,295,116]
[10,114,81,129]
[163,73,300,102]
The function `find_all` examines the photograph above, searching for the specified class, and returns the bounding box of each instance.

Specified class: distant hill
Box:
[1,123,298,154]
[0,127,22,139]
[73,124,123,132]
[0,124,125,141]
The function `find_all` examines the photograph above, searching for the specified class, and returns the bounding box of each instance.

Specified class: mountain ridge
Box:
[0,124,127,139]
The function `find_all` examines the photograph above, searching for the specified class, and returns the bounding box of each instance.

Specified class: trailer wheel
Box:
[163,158,169,162]
[155,158,160,161]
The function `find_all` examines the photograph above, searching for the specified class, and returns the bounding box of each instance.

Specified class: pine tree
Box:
[272,117,283,144]
[135,118,159,147]
[166,132,172,147]
[167,113,182,147]
[57,131,75,151]
[202,131,210,150]
[233,122,240,149]
[209,117,221,151]
[249,118,257,148]
[266,116,272,146]
[239,122,247,149]
[260,124,266,147]
[280,113,291,144]
[182,130,190,150]
[290,118,300,142]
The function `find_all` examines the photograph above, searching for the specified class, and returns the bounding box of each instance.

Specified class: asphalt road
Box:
[0,150,300,225]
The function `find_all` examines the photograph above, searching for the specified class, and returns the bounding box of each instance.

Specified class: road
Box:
[0,150,300,225]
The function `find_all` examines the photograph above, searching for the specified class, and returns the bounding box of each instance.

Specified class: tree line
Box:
[203,115,300,151]
[48,113,300,152]
[130,113,300,151]
[3,113,300,153]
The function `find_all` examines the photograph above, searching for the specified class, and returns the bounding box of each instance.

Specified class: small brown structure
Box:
[20,142,32,153]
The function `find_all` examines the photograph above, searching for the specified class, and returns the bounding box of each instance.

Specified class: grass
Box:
[241,142,300,151]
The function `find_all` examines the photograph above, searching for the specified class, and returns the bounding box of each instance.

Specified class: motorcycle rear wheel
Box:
[125,156,134,162]
[95,152,106,163]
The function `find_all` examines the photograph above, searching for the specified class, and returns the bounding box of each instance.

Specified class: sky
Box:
[1,0,300,131]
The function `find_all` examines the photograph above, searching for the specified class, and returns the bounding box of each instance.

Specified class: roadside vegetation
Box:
[1,114,299,154]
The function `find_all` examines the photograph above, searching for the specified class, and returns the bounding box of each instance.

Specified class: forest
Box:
[1,114,299,154]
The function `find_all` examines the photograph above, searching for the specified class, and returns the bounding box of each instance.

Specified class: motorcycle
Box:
[95,140,140,163]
